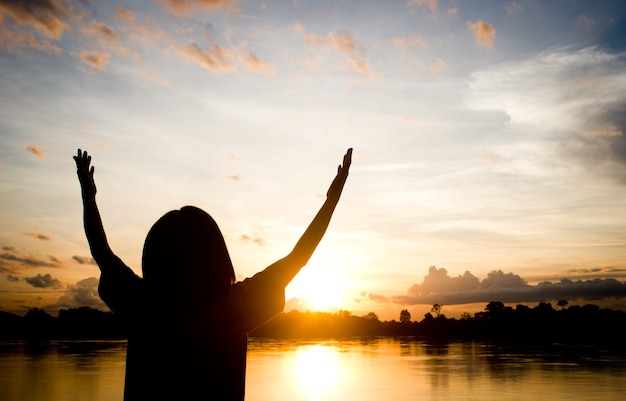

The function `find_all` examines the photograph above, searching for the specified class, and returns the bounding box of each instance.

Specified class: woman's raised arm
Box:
[74,149,119,271]
[263,148,352,287]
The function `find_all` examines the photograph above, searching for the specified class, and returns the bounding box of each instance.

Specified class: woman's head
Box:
[142,206,235,303]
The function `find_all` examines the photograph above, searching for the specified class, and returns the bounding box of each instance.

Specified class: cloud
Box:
[179,42,235,74]
[54,277,107,310]
[115,7,135,22]
[25,143,45,158]
[239,46,275,77]
[0,251,59,269]
[467,46,626,183]
[20,232,51,241]
[147,71,170,86]
[0,26,62,54]
[482,150,501,164]
[79,50,111,71]
[505,2,522,15]
[299,25,370,76]
[584,130,623,137]
[370,266,626,305]
[306,31,356,54]
[407,0,438,13]
[392,34,429,50]
[25,273,63,289]
[578,14,595,30]
[239,234,265,246]
[72,255,96,265]
[6,274,20,282]
[83,21,118,42]
[392,34,429,60]
[0,0,71,39]
[81,20,141,66]
[466,20,496,50]
[124,16,166,44]
[428,58,448,75]
[348,56,369,76]
[158,0,234,16]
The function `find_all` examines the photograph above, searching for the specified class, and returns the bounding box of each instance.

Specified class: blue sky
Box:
[1,0,626,319]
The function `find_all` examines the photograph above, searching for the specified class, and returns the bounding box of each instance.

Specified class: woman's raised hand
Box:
[74,149,97,196]
[327,148,352,201]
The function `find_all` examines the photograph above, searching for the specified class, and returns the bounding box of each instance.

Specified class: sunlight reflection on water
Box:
[1,339,625,401]
[294,345,339,400]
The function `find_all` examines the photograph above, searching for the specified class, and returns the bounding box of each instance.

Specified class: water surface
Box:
[1,338,624,400]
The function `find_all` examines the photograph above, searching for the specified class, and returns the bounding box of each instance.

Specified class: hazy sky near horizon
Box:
[2,0,626,319]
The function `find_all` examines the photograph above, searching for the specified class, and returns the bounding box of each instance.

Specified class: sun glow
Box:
[287,262,347,311]
[294,345,340,400]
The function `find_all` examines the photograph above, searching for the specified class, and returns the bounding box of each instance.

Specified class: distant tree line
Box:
[1,301,625,344]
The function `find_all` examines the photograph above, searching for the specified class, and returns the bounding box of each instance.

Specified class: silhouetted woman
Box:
[74,148,352,400]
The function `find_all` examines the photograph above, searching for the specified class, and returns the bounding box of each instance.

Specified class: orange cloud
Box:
[407,0,438,13]
[392,34,429,50]
[116,7,135,22]
[83,21,118,42]
[179,42,235,74]
[349,56,369,76]
[147,71,170,86]
[584,130,623,137]
[0,250,60,270]
[293,21,305,34]
[79,50,111,71]
[0,0,71,39]
[25,143,45,158]
[0,26,62,54]
[306,31,356,53]
[482,150,501,164]
[124,16,166,44]
[299,24,369,76]
[467,20,496,50]
[72,255,96,265]
[158,0,234,15]
[81,21,141,66]
[239,234,265,246]
[20,232,51,241]
[239,47,275,77]
[428,58,448,75]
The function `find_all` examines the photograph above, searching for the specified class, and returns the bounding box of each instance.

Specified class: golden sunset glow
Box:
[294,345,340,400]
[287,259,349,311]
[2,0,626,321]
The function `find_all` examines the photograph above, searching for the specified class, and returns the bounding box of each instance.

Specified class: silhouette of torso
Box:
[98,260,284,401]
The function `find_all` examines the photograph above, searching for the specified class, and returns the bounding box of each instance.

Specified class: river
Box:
[1,338,624,400]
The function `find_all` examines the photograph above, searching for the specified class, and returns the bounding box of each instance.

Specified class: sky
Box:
[2,0,626,321]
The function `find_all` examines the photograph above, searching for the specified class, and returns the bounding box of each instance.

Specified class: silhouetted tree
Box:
[557,299,568,310]
[431,304,443,318]
[24,307,52,321]
[485,301,505,317]
[337,309,352,318]
[399,309,411,323]
[364,311,379,321]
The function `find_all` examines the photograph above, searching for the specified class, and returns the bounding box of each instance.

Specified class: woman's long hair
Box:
[142,206,235,307]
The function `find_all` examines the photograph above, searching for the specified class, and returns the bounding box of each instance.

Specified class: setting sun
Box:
[287,262,348,311]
